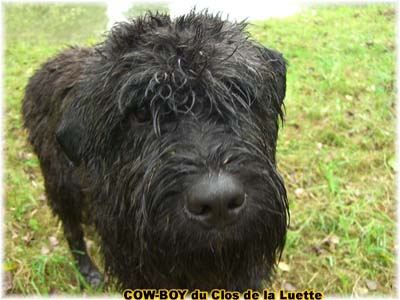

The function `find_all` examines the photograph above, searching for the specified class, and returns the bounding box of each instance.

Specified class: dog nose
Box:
[185,173,246,228]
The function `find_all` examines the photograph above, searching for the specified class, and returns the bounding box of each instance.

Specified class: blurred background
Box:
[3,0,396,297]
[106,0,302,28]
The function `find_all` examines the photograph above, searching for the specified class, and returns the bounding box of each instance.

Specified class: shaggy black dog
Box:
[22,11,288,291]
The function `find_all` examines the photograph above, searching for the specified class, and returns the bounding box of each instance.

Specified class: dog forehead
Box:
[91,11,286,134]
[105,11,263,77]
[109,22,265,118]
[106,11,248,53]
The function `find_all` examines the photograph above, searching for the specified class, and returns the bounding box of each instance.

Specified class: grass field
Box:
[3,3,396,296]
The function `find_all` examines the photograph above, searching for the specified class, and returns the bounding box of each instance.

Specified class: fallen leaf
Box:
[324,153,335,163]
[85,238,94,251]
[330,235,340,245]
[290,123,300,129]
[22,233,34,245]
[354,286,368,296]
[17,151,33,160]
[321,235,340,251]
[345,95,353,101]
[29,209,38,218]
[3,271,13,293]
[278,262,290,272]
[365,279,378,291]
[346,110,355,118]
[365,41,374,47]
[283,282,296,291]
[49,236,59,249]
[49,287,59,294]
[41,246,50,255]
[311,244,325,256]
[294,188,304,196]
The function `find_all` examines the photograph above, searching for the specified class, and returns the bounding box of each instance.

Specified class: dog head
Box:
[56,11,288,289]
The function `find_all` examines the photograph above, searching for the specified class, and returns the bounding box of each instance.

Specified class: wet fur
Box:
[22,11,288,290]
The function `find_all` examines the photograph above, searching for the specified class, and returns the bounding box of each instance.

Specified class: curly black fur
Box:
[22,10,288,291]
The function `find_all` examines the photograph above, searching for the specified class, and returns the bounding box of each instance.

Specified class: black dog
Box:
[22,11,288,291]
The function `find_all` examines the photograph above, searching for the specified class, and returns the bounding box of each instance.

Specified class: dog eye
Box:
[134,108,152,123]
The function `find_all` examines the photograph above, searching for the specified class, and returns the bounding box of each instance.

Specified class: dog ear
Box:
[56,107,85,165]
[259,47,287,104]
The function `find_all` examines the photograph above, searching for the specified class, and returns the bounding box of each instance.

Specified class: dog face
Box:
[56,12,288,289]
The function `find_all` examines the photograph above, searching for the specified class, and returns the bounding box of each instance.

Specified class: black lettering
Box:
[267,291,275,300]
[192,290,199,300]
[159,290,168,299]
[192,290,207,300]
[133,290,143,300]
[223,291,231,299]
[144,290,157,299]
[244,290,252,300]
[123,289,133,300]
[177,290,188,299]
[252,291,260,300]
[199,291,207,300]
[172,291,179,299]
[280,291,287,300]
[211,290,220,299]
[225,291,232,300]
[303,291,309,300]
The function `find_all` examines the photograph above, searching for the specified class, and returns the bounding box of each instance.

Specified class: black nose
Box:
[185,173,246,228]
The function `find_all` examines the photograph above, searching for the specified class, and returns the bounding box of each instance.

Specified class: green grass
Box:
[124,2,169,18]
[251,5,395,296]
[4,3,110,295]
[4,3,395,296]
